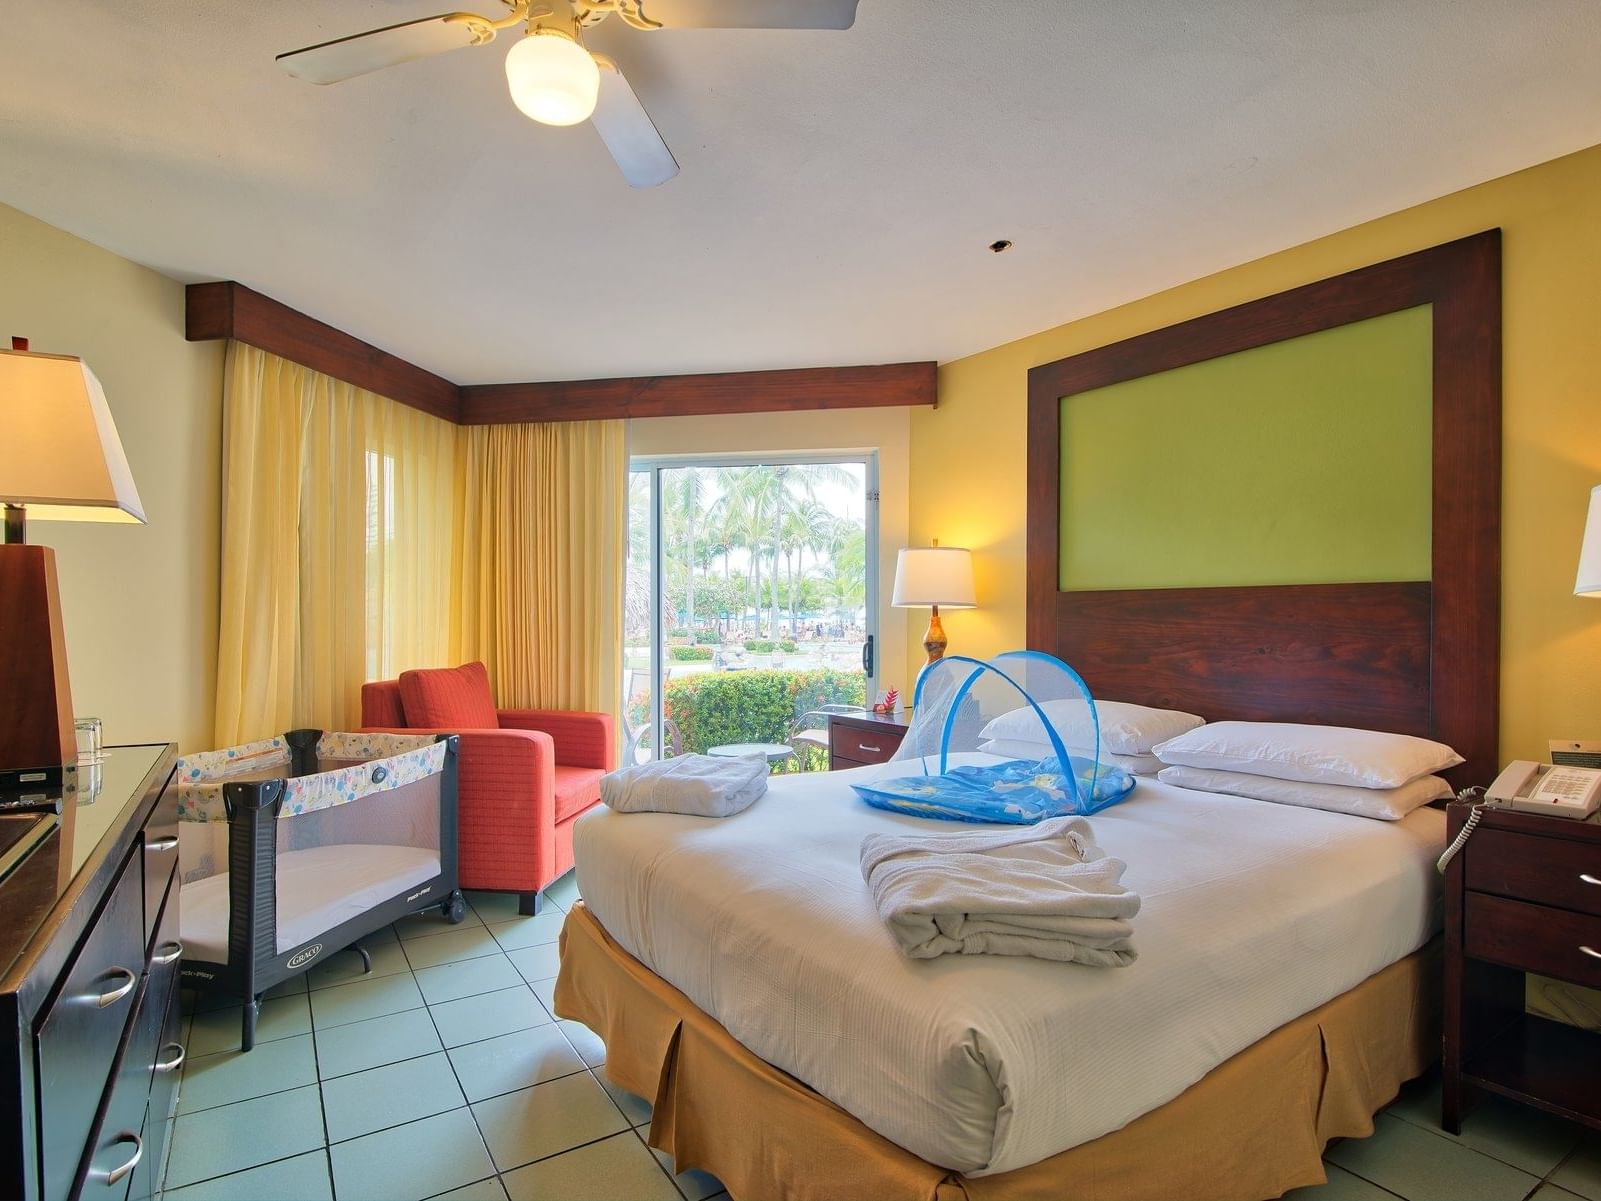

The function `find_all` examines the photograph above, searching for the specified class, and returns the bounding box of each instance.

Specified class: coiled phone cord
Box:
[1436,786,1487,874]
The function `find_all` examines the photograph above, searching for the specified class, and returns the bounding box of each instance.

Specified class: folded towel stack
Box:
[859,815,1140,965]
[600,753,769,817]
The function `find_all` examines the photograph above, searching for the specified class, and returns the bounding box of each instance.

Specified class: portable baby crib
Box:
[175,729,462,1050]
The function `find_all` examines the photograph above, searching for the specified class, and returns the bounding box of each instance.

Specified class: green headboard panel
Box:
[1058,303,1432,591]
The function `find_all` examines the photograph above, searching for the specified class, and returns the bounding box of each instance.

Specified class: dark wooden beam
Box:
[187,282,935,425]
[458,362,936,425]
[186,282,461,422]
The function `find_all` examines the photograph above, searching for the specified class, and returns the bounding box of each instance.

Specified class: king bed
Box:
[553,231,1503,1200]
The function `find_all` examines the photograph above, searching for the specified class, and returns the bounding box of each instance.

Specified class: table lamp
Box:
[0,340,145,788]
[1576,484,1601,598]
[892,543,976,665]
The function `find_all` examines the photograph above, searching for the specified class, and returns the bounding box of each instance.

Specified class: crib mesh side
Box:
[277,770,441,856]
[271,768,444,953]
[180,824,231,887]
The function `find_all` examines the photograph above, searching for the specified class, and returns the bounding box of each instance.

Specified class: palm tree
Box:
[710,467,767,635]
[782,498,832,635]
[678,462,864,639]
[818,518,866,621]
[625,472,652,641]
[731,463,856,636]
[761,465,792,637]
[659,468,709,630]
[627,471,650,564]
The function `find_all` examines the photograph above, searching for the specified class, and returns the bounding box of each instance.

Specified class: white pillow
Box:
[978,738,1164,777]
[1157,764,1451,821]
[1152,721,1463,789]
[979,699,1204,758]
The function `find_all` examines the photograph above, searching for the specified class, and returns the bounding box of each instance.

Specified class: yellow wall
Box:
[911,143,1601,763]
[628,408,912,697]
[0,203,223,753]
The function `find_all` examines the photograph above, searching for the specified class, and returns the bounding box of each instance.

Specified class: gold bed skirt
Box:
[555,903,1440,1201]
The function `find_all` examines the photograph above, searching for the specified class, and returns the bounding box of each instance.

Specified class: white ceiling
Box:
[3,1,1600,384]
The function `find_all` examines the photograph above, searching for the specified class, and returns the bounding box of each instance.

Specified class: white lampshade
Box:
[1577,484,1601,597]
[505,30,600,126]
[892,546,976,609]
[0,350,144,524]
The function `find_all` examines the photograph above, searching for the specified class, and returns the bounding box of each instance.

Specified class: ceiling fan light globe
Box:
[505,29,600,126]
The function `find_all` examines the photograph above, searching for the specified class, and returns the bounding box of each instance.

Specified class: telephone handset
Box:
[1435,761,1601,873]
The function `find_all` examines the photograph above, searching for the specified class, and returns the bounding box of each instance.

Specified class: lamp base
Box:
[922,605,948,665]
[0,544,77,788]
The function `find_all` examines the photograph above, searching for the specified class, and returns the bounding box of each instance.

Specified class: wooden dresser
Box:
[0,743,180,1201]
[828,711,909,770]
[1442,799,1601,1135]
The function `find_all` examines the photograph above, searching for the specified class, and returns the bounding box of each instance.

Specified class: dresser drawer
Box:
[125,1104,156,1201]
[142,989,183,1201]
[36,851,144,1201]
[1464,891,1601,989]
[145,881,185,1130]
[78,886,180,1201]
[1465,827,1601,917]
[78,980,164,1201]
[830,728,903,767]
[141,786,179,949]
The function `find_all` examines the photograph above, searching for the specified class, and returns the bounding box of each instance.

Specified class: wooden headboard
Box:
[1026,232,1502,785]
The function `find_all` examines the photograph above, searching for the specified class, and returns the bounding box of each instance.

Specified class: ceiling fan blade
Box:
[276,13,495,84]
[632,0,858,30]
[590,58,680,188]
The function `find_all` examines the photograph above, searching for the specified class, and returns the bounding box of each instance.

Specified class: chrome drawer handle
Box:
[1582,946,1601,960]
[858,743,881,753]
[93,967,137,1008]
[154,1043,185,1074]
[92,1132,142,1187]
[1581,873,1601,887]
[146,835,178,852]
[152,940,183,966]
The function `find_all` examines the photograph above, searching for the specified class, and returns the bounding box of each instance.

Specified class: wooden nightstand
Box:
[1442,799,1601,1135]
[828,712,909,770]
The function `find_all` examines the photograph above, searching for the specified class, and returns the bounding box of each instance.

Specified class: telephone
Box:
[1436,760,1601,873]
[1485,760,1601,818]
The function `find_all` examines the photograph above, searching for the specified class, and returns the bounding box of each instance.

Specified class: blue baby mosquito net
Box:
[851,651,1136,824]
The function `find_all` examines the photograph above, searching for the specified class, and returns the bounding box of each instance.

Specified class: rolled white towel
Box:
[600,753,769,817]
[859,815,1140,965]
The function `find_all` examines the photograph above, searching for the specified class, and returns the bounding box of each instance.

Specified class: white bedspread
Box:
[573,755,1444,1176]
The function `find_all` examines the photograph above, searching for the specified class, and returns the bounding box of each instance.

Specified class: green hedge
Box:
[779,639,798,653]
[694,629,722,645]
[662,669,865,753]
[743,639,776,654]
[668,645,714,662]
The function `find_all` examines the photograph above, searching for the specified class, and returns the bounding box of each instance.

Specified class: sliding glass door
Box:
[624,454,878,766]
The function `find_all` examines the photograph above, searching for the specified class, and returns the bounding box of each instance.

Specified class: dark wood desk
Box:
[1443,799,1601,1135]
[0,744,180,1201]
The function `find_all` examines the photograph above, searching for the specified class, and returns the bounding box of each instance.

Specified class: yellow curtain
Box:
[453,421,625,723]
[215,344,625,745]
[213,345,305,744]
[213,344,458,743]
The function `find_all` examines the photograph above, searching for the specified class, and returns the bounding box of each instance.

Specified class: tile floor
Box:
[1288,1073,1601,1201]
[157,870,1601,1201]
[159,872,726,1201]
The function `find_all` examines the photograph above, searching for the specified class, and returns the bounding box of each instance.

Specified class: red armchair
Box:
[361,661,615,915]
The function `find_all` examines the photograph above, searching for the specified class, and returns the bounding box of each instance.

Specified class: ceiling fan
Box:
[276,0,860,188]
